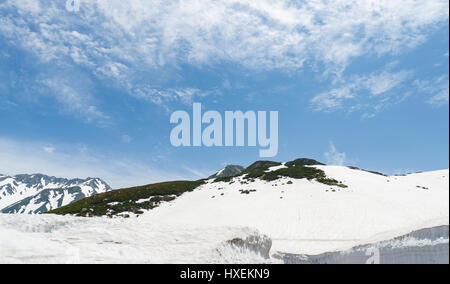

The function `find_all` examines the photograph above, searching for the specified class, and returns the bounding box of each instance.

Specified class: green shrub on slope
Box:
[48,180,204,217]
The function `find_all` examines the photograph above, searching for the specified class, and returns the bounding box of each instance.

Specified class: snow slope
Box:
[0,174,111,214]
[141,166,449,255]
[0,165,448,263]
[0,214,273,264]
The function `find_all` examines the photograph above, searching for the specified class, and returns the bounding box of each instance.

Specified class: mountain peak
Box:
[209,165,245,179]
[285,158,325,167]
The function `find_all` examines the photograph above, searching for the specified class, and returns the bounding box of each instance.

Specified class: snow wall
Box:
[279,226,449,264]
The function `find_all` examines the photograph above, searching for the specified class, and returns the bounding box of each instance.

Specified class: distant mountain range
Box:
[0,174,111,214]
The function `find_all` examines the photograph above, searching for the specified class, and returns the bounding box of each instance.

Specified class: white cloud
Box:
[131,86,217,109]
[39,77,110,126]
[310,69,411,115]
[414,75,449,106]
[324,141,347,166]
[0,0,448,98]
[0,137,195,188]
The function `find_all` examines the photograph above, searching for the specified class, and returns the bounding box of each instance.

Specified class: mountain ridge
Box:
[47,157,405,218]
[0,173,111,214]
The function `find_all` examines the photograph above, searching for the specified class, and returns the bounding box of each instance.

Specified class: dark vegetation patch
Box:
[213,159,327,184]
[244,168,268,180]
[212,158,347,188]
[242,162,347,188]
[285,158,324,167]
[240,161,281,181]
[244,161,282,173]
[263,166,347,188]
[47,180,205,217]
[214,176,234,183]
[416,186,429,190]
[348,166,387,177]
[262,166,322,181]
[239,189,257,195]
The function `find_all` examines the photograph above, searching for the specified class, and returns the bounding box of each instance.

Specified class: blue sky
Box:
[0,0,449,188]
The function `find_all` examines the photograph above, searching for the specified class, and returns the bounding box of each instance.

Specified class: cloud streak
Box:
[310,69,412,116]
[40,77,111,126]
[415,75,449,106]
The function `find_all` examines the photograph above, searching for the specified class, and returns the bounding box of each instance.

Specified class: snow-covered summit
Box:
[0,174,111,214]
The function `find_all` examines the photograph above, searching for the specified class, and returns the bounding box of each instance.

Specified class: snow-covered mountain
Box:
[0,174,111,214]
[141,165,449,256]
[208,165,245,179]
[0,159,448,263]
